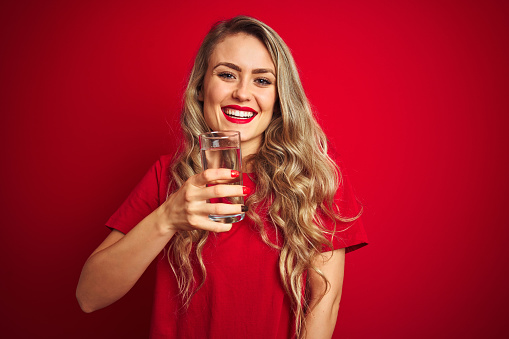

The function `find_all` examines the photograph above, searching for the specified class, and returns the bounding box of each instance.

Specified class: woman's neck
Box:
[241,140,260,173]
[240,139,260,159]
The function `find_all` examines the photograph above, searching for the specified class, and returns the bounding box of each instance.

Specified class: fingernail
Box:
[241,205,249,212]
[243,186,251,195]
[231,170,240,177]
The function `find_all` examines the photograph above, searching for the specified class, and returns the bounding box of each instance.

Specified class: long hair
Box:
[168,15,358,338]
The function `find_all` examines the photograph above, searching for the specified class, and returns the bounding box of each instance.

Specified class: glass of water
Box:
[199,130,244,223]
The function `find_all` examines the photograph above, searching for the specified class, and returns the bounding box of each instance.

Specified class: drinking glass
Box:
[199,130,244,223]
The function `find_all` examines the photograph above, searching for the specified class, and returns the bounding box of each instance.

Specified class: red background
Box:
[1,0,508,338]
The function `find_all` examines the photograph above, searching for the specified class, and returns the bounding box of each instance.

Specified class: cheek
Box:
[203,89,222,116]
[260,91,277,112]
[203,106,220,130]
[257,108,274,132]
[204,79,227,104]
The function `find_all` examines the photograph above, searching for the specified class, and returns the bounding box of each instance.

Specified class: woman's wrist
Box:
[151,206,178,238]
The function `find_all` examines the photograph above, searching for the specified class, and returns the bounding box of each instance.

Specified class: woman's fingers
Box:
[191,169,241,187]
[182,183,246,204]
[205,203,246,216]
[180,207,237,233]
[202,184,247,200]
[190,218,233,233]
[162,169,249,233]
[185,169,247,201]
[187,203,245,233]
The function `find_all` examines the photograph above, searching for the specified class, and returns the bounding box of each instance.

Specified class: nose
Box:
[233,79,251,102]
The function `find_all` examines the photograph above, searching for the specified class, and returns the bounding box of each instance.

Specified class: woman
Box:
[76,16,367,338]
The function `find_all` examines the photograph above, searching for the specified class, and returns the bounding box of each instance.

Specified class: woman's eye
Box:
[218,72,235,80]
[255,78,272,86]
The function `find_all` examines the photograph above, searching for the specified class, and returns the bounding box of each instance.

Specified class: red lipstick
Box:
[222,105,258,124]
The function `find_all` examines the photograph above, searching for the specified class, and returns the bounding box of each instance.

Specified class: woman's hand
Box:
[156,168,247,233]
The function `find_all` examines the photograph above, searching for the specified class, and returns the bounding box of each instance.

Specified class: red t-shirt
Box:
[106,155,367,338]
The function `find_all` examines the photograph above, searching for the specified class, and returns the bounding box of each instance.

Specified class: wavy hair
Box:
[168,15,359,338]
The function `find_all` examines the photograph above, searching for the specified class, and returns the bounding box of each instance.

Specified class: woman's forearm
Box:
[76,211,176,313]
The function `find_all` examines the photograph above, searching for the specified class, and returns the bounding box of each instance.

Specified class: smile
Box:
[222,106,257,124]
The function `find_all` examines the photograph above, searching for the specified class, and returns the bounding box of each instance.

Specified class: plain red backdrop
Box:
[1,0,508,338]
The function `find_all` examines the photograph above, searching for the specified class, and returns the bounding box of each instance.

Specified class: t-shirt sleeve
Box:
[319,167,368,254]
[105,156,171,235]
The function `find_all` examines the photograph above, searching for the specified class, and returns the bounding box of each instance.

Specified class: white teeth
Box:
[223,108,255,119]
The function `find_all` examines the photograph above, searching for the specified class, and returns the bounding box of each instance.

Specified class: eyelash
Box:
[255,78,272,86]
[218,72,235,80]
[217,72,273,86]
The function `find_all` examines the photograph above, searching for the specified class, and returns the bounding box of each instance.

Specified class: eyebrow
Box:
[213,62,276,77]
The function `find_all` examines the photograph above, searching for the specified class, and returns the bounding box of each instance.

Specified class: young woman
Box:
[76,16,367,339]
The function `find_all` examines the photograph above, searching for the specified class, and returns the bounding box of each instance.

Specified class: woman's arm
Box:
[76,212,176,313]
[76,169,245,313]
[304,248,346,339]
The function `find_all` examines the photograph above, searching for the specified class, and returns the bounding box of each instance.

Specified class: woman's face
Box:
[200,33,277,156]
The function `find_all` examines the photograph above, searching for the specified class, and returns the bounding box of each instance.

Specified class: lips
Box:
[222,105,257,124]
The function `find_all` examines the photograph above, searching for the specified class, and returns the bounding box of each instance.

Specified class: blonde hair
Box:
[168,15,358,338]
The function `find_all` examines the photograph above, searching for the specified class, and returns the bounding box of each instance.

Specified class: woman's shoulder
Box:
[158,154,175,168]
[150,154,176,181]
